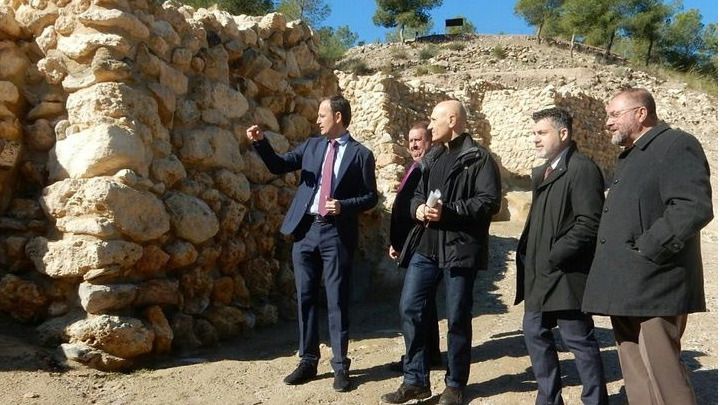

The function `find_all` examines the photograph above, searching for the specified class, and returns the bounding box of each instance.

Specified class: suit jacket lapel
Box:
[538,147,571,189]
[313,138,328,179]
[335,136,359,191]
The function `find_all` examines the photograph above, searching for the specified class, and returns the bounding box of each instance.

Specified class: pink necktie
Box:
[543,165,554,180]
[318,139,338,216]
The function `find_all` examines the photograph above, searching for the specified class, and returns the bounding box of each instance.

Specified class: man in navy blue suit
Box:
[246,95,378,392]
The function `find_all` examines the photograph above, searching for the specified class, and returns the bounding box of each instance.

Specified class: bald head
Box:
[429,100,467,143]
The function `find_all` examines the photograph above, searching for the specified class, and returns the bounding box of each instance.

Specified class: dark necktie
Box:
[318,139,338,216]
[397,161,418,192]
[543,165,554,180]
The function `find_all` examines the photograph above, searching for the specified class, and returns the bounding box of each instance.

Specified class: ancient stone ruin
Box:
[2,1,703,371]
[0,0,338,370]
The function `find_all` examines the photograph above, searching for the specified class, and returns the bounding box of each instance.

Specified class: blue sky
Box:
[324,0,719,44]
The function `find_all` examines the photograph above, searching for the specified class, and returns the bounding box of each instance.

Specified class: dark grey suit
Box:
[253,134,378,372]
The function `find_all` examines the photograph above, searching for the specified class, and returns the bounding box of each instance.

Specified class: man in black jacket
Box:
[381,100,501,405]
[583,88,713,404]
[515,107,608,405]
[387,121,441,373]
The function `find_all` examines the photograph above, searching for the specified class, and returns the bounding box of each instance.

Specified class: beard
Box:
[611,131,627,146]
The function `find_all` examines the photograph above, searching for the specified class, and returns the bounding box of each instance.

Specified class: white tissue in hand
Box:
[426,189,441,208]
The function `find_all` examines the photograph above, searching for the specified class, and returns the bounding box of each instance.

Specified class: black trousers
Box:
[292,217,353,373]
[523,310,608,405]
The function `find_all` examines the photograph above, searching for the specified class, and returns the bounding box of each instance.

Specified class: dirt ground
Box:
[0,217,716,405]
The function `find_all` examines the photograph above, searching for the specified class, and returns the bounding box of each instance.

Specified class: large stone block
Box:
[135,279,180,307]
[66,315,154,358]
[78,6,150,40]
[0,274,48,322]
[144,305,173,354]
[26,235,143,279]
[211,82,248,119]
[202,305,254,338]
[14,3,58,36]
[214,169,251,203]
[178,126,244,172]
[0,6,22,38]
[164,192,219,244]
[61,342,132,371]
[150,154,186,187]
[78,281,138,314]
[49,123,150,180]
[56,32,131,60]
[41,177,170,242]
[65,83,163,140]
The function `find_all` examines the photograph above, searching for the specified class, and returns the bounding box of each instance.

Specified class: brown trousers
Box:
[611,315,696,405]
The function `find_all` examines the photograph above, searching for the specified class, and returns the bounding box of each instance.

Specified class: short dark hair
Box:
[406,120,430,141]
[532,107,573,137]
[617,88,657,120]
[324,95,352,127]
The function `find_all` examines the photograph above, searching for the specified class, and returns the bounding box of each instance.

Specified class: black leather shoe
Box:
[381,383,431,404]
[283,362,317,385]
[438,386,463,405]
[333,370,351,392]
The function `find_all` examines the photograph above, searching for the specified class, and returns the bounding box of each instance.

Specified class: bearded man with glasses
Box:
[583,88,713,405]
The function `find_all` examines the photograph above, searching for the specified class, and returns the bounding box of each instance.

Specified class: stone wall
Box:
[0,0,337,370]
[482,84,619,185]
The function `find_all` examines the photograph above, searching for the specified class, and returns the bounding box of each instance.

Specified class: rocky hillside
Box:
[340,35,717,165]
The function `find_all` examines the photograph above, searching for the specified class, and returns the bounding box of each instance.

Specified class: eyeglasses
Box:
[607,106,643,119]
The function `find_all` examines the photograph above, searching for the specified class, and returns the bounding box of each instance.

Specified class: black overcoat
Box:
[582,124,713,316]
[515,143,605,312]
[389,163,422,253]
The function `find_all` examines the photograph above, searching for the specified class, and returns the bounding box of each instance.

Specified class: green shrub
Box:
[380,63,394,74]
[428,64,445,74]
[447,42,465,51]
[418,44,439,60]
[337,58,373,75]
[415,65,429,75]
[491,44,507,59]
[390,47,409,60]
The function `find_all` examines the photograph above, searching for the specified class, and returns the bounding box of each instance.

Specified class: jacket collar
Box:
[633,122,670,151]
[534,142,577,189]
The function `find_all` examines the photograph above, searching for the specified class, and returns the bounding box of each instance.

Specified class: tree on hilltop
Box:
[658,9,710,71]
[276,0,331,27]
[621,0,674,66]
[514,0,563,43]
[559,0,623,60]
[373,0,443,43]
[317,25,359,63]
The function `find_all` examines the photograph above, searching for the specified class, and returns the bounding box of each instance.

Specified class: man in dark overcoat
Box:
[583,88,713,404]
[515,107,608,405]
